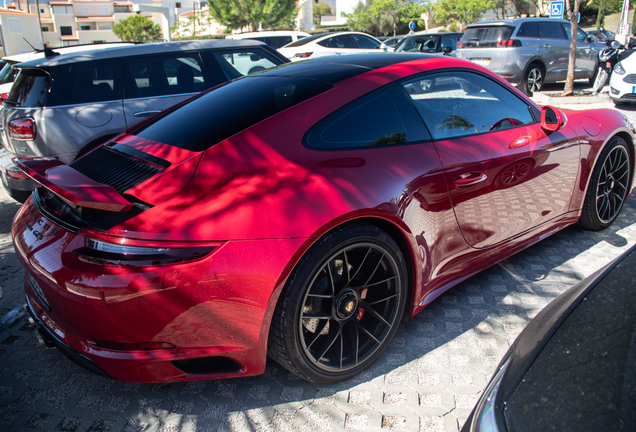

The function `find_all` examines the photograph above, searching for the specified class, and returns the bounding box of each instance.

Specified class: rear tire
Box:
[521,64,544,97]
[268,223,408,383]
[578,136,632,231]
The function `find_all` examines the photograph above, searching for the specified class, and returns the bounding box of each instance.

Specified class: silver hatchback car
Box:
[0,39,288,202]
[456,18,604,96]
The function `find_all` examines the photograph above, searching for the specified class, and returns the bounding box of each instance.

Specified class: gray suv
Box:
[0,39,288,202]
[456,18,603,96]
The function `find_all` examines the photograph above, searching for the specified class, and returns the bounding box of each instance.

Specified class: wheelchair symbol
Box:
[550,1,563,17]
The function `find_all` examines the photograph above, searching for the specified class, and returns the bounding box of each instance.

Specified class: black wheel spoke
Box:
[315,325,341,362]
[358,324,381,344]
[306,319,330,350]
[361,252,386,287]
[349,247,372,284]
[304,311,332,319]
[366,275,398,288]
[359,301,391,327]
[367,292,400,306]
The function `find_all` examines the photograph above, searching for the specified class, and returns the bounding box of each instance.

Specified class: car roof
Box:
[2,42,135,63]
[467,17,570,27]
[403,32,463,38]
[257,53,437,84]
[16,39,270,69]
[227,31,310,38]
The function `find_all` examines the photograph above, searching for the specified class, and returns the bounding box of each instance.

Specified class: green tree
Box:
[344,0,427,36]
[113,15,163,42]
[314,2,332,25]
[596,0,606,29]
[434,0,494,32]
[208,0,297,31]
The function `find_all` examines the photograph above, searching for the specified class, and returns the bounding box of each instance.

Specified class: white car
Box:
[0,43,134,102]
[609,53,636,106]
[278,32,387,61]
[226,31,310,50]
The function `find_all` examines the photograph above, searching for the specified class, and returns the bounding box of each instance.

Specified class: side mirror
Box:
[379,43,388,51]
[541,106,567,132]
[442,46,452,55]
[611,40,621,49]
[587,35,595,43]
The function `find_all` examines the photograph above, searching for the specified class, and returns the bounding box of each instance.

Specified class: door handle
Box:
[542,44,551,49]
[133,110,162,118]
[455,172,487,188]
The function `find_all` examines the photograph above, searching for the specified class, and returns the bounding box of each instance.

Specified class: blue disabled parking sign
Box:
[550,0,564,19]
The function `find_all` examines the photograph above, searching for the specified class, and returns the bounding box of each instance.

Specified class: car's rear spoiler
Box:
[14,158,132,212]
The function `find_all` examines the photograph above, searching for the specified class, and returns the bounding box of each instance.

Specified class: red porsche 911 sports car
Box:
[11,54,635,384]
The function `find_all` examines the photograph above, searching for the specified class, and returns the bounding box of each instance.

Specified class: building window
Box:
[80,25,91,31]
[63,40,79,46]
[60,26,73,36]
[40,8,45,13]
[99,24,112,30]
[176,2,182,7]
[52,5,73,14]
[41,26,50,32]
[98,6,109,15]
[78,6,89,15]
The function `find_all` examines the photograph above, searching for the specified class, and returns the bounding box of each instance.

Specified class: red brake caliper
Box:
[357,288,368,321]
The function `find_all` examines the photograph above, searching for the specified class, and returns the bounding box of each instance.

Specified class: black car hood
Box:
[504,247,636,432]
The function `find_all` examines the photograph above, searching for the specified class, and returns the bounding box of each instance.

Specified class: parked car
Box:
[0,43,135,104]
[456,18,604,96]
[12,53,634,384]
[226,30,310,49]
[395,32,463,56]
[587,28,615,43]
[0,39,289,202]
[380,35,407,51]
[608,51,636,106]
[462,243,636,432]
[277,32,387,60]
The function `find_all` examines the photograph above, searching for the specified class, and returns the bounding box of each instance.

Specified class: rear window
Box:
[461,25,515,48]
[133,75,332,152]
[6,69,50,107]
[0,62,18,84]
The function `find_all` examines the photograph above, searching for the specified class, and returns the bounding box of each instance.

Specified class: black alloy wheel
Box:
[269,224,407,383]
[579,136,632,230]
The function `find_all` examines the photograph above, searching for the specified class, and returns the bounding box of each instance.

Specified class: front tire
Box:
[521,64,544,97]
[578,136,632,231]
[269,223,408,383]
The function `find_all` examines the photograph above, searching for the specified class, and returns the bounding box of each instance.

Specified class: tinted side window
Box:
[125,53,209,99]
[263,36,292,49]
[353,34,380,49]
[440,36,458,51]
[318,35,355,48]
[306,85,430,150]
[209,48,282,81]
[63,59,123,105]
[402,71,536,140]
[516,22,539,37]
[539,22,565,39]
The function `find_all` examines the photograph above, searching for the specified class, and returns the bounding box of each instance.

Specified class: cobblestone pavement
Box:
[1,101,636,432]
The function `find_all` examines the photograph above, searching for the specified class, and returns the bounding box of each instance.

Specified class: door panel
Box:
[434,123,580,248]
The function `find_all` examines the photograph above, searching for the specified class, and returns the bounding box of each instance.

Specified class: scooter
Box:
[593,40,634,93]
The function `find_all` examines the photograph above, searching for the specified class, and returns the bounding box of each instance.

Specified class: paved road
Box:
[1,100,636,432]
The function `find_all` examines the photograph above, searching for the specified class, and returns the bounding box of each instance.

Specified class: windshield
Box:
[134,75,333,152]
[462,25,515,48]
[0,62,17,84]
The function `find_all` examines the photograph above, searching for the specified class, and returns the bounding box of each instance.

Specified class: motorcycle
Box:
[593,40,634,93]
